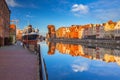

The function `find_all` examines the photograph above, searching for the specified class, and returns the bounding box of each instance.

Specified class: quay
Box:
[0,42,38,80]
[49,38,120,50]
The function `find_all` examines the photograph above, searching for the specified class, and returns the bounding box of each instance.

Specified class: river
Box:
[39,41,120,80]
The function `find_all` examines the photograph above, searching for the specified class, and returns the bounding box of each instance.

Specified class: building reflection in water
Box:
[47,42,120,66]
[47,41,56,55]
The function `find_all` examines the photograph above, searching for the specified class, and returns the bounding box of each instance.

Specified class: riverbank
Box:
[48,38,120,50]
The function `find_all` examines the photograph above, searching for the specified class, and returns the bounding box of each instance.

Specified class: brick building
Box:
[0,0,10,46]
[47,25,56,38]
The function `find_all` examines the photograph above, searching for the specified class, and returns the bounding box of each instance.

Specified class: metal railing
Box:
[37,44,48,80]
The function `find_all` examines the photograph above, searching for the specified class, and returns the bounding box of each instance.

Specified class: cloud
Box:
[5,0,21,7]
[70,0,120,21]
[71,4,89,14]
[26,15,34,18]
[92,9,120,21]
[72,64,88,72]
[88,0,120,21]
[89,0,119,9]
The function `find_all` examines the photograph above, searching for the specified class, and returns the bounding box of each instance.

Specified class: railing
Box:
[37,44,48,80]
[23,42,48,80]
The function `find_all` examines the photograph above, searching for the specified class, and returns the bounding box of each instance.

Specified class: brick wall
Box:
[0,0,10,46]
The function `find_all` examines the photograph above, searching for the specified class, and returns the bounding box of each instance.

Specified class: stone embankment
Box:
[49,38,120,50]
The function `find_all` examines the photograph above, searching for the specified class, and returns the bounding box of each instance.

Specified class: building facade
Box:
[114,21,120,39]
[16,29,23,41]
[47,25,56,39]
[10,24,16,44]
[96,24,105,39]
[104,20,116,39]
[0,0,10,46]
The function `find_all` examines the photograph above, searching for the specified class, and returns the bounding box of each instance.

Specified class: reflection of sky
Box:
[40,43,120,80]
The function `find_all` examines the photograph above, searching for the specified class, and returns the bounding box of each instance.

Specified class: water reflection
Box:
[40,41,120,80]
[47,42,120,66]
[47,42,56,55]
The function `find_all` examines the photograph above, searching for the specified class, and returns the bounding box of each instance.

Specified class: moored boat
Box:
[22,32,39,51]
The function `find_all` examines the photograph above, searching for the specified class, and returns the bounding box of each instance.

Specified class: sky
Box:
[5,0,120,35]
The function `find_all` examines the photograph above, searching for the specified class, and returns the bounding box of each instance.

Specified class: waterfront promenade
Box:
[0,43,38,80]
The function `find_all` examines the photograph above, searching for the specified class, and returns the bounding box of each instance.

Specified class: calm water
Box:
[40,41,120,80]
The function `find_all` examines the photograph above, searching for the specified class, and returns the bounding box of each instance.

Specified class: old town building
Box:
[0,0,10,46]
[10,24,16,44]
[47,25,56,38]
[49,20,120,40]
[78,26,84,39]
[96,24,105,39]
[56,27,66,38]
[69,25,79,39]
[82,24,93,39]
[16,29,23,41]
[104,20,117,39]
[114,21,120,39]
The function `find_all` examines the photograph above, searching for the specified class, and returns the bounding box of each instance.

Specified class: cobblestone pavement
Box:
[0,44,38,80]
